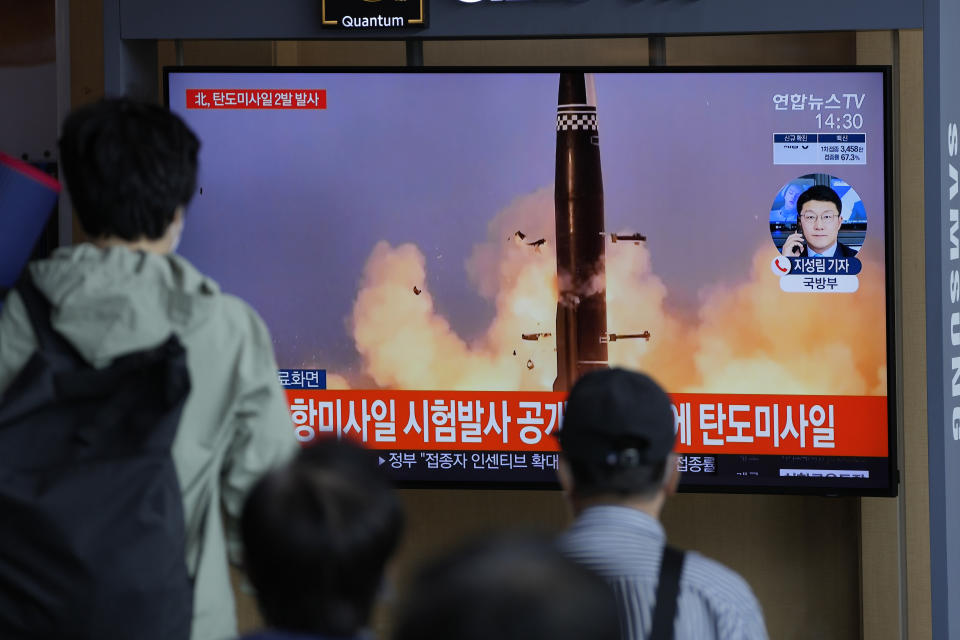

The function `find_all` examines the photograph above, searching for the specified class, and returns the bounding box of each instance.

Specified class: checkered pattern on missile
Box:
[557,112,598,131]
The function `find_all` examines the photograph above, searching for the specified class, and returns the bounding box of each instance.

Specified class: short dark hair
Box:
[565,455,669,500]
[394,535,620,640]
[796,184,842,219]
[240,439,404,636]
[58,98,199,241]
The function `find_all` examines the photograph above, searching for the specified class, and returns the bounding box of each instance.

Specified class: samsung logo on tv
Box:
[946,121,960,441]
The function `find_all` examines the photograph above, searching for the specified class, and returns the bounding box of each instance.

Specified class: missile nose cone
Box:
[557,72,597,107]
[557,73,599,135]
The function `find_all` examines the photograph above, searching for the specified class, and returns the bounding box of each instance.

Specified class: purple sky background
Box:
[167,71,887,371]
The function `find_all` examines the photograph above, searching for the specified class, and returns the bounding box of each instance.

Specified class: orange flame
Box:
[341,187,887,397]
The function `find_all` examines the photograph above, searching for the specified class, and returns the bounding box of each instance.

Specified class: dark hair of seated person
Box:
[240,439,404,637]
[393,534,620,640]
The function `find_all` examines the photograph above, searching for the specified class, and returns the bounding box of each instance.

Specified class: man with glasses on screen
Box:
[780,185,857,258]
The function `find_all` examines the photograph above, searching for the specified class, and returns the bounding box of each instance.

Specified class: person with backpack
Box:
[0,98,297,640]
[556,368,769,640]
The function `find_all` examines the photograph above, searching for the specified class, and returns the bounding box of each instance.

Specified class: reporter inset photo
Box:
[769,174,867,258]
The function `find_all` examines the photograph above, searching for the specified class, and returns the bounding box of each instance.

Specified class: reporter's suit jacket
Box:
[799,241,858,258]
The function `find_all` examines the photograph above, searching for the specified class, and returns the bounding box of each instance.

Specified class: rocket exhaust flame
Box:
[337,73,886,399]
[344,224,885,397]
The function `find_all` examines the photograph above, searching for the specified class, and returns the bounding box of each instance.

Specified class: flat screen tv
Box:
[165,66,895,495]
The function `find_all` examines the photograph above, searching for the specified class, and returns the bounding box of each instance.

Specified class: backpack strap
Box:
[650,545,685,640]
[14,271,84,365]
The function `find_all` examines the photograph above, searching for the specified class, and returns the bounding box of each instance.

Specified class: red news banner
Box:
[285,390,888,457]
[185,89,327,110]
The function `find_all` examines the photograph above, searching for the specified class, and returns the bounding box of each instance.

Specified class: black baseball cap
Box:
[558,368,676,470]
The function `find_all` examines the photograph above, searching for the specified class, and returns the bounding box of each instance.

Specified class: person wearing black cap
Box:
[557,368,768,640]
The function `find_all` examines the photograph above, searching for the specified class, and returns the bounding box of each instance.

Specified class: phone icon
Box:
[771,255,792,276]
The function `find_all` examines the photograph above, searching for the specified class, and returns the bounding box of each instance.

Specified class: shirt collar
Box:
[808,241,838,258]
[575,504,666,542]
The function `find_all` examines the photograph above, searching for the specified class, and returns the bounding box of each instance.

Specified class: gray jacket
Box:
[0,244,297,640]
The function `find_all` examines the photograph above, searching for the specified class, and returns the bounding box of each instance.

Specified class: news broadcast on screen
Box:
[166,67,894,494]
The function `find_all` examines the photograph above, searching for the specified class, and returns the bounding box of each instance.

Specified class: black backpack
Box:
[0,274,193,640]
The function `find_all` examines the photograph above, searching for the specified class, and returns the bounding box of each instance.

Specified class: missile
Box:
[553,72,608,392]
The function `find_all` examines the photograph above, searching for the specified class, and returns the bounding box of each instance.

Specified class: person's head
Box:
[58,98,199,250]
[782,182,804,211]
[796,184,843,254]
[557,368,678,511]
[240,439,404,637]
[393,535,620,640]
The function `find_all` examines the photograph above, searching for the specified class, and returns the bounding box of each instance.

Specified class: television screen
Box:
[165,67,894,495]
